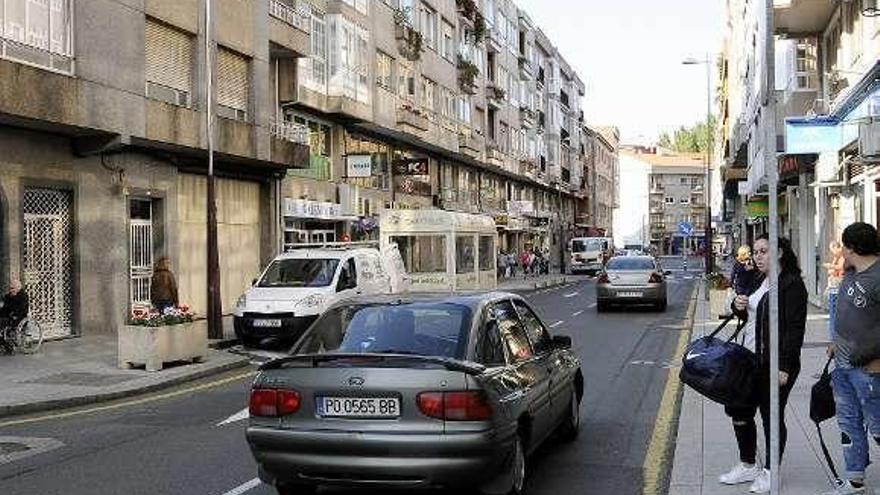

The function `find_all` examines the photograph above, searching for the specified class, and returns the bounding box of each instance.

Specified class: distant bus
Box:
[569,237,613,274]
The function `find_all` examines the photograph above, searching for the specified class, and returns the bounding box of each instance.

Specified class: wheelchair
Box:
[0,316,43,354]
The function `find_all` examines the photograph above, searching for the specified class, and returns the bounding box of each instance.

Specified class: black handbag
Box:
[811,356,839,481]
[680,314,757,408]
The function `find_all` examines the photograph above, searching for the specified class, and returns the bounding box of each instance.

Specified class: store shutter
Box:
[217,47,250,116]
[145,20,193,100]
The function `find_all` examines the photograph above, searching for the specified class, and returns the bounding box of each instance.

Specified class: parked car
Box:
[233,244,407,348]
[596,255,669,312]
[245,293,583,495]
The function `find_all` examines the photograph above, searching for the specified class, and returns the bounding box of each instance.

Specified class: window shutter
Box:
[145,20,193,93]
[217,48,250,113]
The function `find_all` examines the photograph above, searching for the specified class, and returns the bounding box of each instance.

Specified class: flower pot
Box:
[118,322,207,372]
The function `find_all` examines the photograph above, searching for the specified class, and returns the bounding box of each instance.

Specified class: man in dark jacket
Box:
[0,279,29,353]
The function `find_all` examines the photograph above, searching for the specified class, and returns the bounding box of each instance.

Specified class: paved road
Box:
[0,275,696,495]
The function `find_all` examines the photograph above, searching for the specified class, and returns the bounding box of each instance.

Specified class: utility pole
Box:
[763,0,781,493]
[205,0,223,339]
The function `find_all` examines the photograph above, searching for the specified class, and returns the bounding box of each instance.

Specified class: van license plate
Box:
[618,292,643,298]
[319,397,400,418]
[252,319,282,328]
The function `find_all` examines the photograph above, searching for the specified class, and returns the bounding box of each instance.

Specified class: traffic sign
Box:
[678,221,693,237]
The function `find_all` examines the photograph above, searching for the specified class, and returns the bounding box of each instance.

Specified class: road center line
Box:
[572,310,583,316]
[563,292,579,298]
[219,478,262,495]
[549,320,564,328]
[587,303,597,308]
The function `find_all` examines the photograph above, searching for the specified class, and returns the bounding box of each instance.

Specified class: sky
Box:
[516,0,725,144]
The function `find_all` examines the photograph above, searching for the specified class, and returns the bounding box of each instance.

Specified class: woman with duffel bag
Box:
[718,235,808,493]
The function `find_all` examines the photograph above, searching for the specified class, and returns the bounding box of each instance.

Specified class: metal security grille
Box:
[23,188,73,340]
[129,216,153,308]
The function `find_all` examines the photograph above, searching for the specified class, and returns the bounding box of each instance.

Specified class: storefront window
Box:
[343,132,391,190]
[479,236,495,271]
[390,235,447,273]
[456,235,475,274]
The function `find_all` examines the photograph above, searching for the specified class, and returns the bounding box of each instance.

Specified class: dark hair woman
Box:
[150,257,179,314]
[718,235,808,493]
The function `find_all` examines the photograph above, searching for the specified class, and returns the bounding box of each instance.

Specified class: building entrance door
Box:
[129,199,154,307]
[23,188,74,339]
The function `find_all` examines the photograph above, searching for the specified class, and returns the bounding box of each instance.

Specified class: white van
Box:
[233,244,407,347]
[569,237,613,274]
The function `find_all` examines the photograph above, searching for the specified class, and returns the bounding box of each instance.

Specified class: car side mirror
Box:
[664,270,672,276]
[251,278,258,286]
[552,335,572,350]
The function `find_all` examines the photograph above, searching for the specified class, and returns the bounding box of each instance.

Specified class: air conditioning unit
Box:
[858,121,880,158]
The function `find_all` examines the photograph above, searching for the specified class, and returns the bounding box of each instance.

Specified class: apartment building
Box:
[276,0,592,260]
[636,150,708,255]
[0,0,312,337]
[716,0,880,304]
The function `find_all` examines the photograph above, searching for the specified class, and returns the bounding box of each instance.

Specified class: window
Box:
[477,317,507,366]
[341,0,369,15]
[680,197,690,205]
[420,3,437,50]
[456,235,475,274]
[492,300,533,362]
[376,50,393,90]
[679,177,688,184]
[665,197,675,204]
[390,235,447,273]
[514,300,552,355]
[0,0,73,72]
[456,95,472,123]
[441,18,455,61]
[478,236,495,271]
[258,259,340,288]
[328,15,370,104]
[216,47,250,121]
[336,258,357,291]
[606,257,656,271]
[299,7,327,92]
[421,76,436,112]
[398,63,415,101]
[144,19,193,107]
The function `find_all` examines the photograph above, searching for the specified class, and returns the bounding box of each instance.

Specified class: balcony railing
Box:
[289,154,331,181]
[269,0,310,32]
[270,120,310,145]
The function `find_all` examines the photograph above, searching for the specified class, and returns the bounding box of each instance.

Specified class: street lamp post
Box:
[683,55,714,287]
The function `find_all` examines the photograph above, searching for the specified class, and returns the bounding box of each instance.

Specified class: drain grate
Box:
[21,372,138,387]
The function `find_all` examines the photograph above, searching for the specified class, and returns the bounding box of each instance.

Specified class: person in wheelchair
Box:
[0,279,29,352]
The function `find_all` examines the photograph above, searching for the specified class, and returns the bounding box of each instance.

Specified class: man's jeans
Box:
[828,290,839,340]
[832,367,880,479]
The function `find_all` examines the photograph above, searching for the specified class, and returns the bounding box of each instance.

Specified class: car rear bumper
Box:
[246,426,514,489]
[597,284,666,304]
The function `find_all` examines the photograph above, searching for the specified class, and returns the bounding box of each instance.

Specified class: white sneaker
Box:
[749,469,770,493]
[719,462,762,485]
[821,480,868,495]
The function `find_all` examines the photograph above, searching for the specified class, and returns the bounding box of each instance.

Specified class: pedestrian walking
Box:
[719,235,808,494]
[150,257,179,314]
[823,240,845,340]
[822,222,880,495]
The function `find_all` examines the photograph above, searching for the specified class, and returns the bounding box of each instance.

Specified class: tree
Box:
[658,116,716,153]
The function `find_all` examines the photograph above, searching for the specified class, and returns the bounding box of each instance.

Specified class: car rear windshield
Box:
[607,258,655,270]
[294,302,473,360]
[258,259,339,288]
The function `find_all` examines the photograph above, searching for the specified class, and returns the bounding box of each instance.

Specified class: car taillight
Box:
[649,272,664,283]
[417,391,493,421]
[249,388,301,417]
[597,272,610,284]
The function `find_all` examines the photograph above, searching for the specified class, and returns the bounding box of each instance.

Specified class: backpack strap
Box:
[707,314,737,339]
[816,422,840,481]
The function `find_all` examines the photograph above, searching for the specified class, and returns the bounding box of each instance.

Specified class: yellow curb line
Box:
[642,285,699,495]
[0,370,257,429]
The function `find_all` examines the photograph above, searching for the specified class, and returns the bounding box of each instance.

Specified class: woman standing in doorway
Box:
[150,257,179,314]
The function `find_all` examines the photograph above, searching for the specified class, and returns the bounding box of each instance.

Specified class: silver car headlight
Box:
[235,293,247,311]
[297,294,324,309]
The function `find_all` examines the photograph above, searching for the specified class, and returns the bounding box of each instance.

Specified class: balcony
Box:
[289,154,331,181]
[397,104,430,133]
[270,121,310,168]
[486,84,505,109]
[458,130,485,158]
[774,0,835,35]
[520,106,536,127]
[268,0,310,57]
[518,56,534,79]
[487,27,504,53]
[486,144,505,168]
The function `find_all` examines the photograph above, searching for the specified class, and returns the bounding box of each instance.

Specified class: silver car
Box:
[246,293,583,495]
[596,256,669,311]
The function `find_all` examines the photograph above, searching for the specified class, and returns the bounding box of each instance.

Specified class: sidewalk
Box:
[497,272,581,293]
[668,287,879,494]
[0,316,248,419]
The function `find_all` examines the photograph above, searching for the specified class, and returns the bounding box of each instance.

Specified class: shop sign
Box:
[778,154,817,184]
[530,217,549,228]
[784,117,842,154]
[507,200,535,216]
[746,196,788,218]
[393,158,429,175]
[493,215,509,226]
[346,154,372,178]
[283,198,343,219]
[395,176,432,196]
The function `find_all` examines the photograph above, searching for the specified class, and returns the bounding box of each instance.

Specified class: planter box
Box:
[118,322,207,372]
[709,289,733,320]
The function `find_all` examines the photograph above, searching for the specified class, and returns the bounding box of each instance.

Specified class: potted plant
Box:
[706,271,733,320]
[457,55,480,94]
[118,305,206,372]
